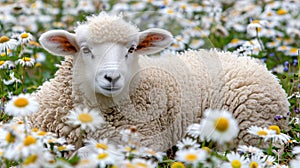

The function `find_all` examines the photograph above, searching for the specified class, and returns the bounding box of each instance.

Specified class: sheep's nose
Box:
[104,73,121,84]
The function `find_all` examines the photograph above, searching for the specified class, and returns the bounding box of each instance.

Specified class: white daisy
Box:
[175,148,207,166]
[0,35,18,52]
[247,126,275,141]
[263,155,276,166]
[176,137,200,150]
[0,60,15,69]
[90,150,121,168]
[18,32,33,44]
[222,152,247,168]
[290,155,300,168]
[292,146,300,155]
[130,158,156,168]
[199,109,239,144]
[238,145,264,156]
[247,154,266,168]
[3,72,22,85]
[268,125,291,144]
[5,93,39,117]
[66,107,104,131]
[75,158,97,168]
[187,123,202,139]
[16,57,35,67]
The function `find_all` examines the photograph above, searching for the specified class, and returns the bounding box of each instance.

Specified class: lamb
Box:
[29,12,289,152]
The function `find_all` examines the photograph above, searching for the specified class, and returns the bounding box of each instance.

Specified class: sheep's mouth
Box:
[101,86,121,92]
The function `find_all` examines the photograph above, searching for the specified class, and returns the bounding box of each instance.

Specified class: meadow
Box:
[0,0,300,167]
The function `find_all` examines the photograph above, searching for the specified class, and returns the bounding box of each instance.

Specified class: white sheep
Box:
[29,12,289,151]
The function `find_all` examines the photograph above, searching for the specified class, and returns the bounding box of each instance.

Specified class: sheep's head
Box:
[39,13,173,97]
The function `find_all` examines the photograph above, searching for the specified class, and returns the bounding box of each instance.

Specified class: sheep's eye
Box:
[82,47,91,54]
[128,45,136,54]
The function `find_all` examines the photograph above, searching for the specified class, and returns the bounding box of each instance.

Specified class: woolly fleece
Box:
[29,49,289,151]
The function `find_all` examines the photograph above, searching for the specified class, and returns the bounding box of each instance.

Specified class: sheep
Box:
[29,12,289,152]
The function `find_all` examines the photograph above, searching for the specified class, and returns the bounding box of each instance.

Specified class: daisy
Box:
[3,72,22,85]
[247,19,268,35]
[263,155,276,166]
[171,162,185,168]
[290,155,300,168]
[247,154,266,168]
[90,150,121,168]
[140,148,165,161]
[0,60,15,69]
[175,148,207,166]
[18,32,33,44]
[84,138,116,154]
[226,38,246,49]
[247,126,275,141]
[189,39,204,50]
[268,125,291,144]
[75,158,97,168]
[5,93,39,117]
[0,35,18,52]
[66,107,104,131]
[292,146,300,155]
[199,109,239,144]
[176,137,200,150]
[130,158,156,168]
[187,123,202,139]
[222,152,247,168]
[237,145,263,156]
[286,48,299,56]
[16,57,35,67]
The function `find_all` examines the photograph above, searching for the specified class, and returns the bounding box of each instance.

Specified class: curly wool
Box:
[80,13,139,44]
[29,49,289,151]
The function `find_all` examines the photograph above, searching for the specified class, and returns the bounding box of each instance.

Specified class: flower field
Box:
[0,0,300,167]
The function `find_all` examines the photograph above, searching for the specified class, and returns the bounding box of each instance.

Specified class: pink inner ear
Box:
[137,34,165,50]
[48,36,77,53]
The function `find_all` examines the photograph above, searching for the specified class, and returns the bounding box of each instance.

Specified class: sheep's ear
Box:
[135,28,173,55]
[39,30,79,56]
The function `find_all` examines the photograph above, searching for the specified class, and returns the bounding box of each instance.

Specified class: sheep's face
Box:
[39,22,173,97]
[79,41,139,96]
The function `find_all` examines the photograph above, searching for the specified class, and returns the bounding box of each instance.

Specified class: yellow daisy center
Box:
[249,161,258,168]
[0,36,10,43]
[185,153,198,162]
[257,130,268,136]
[14,97,29,108]
[280,45,287,50]
[231,160,241,168]
[23,57,31,62]
[57,146,66,151]
[97,153,108,160]
[136,163,148,168]
[21,33,29,39]
[96,143,108,150]
[251,20,260,24]
[23,135,37,146]
[0,61,5,65]
[290,48,298,53]
[171,162,185,168]
[38,131,47,136]
[31,128,39,132]
[78,113,93,123]
[277,9,288,15]
[5,132,15,143]
[231,38,239,44]
[202,147,211,154]
[214,117,229,132]
[167,9,174,14]
[268,125,281,134]
[23,154,37,165]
